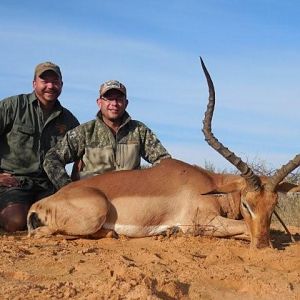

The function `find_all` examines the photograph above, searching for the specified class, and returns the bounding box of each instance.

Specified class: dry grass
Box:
[272,193,300,227]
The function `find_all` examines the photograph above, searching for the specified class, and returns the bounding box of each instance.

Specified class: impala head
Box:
[240,188,277,248]
[200,57,300,248]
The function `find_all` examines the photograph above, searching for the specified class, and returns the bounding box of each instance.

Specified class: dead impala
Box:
[27,58,300,248]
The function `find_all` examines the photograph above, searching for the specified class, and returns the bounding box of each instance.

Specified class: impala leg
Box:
[28,225,56,238]
[27,187,110,237]
[90,228,118,239]
[193,215,249,240]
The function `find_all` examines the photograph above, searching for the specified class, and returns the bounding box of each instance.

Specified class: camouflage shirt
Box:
[0,92,79,179]
[43,111,171,189]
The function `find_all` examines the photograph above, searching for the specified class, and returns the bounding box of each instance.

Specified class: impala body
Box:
[28,160,248,238]
[27,59,300,248]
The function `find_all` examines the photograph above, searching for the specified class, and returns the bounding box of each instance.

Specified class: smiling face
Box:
[97,89,128,125]
[33,70,63,109]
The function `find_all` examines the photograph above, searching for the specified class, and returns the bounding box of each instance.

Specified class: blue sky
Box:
[0,0,299,172]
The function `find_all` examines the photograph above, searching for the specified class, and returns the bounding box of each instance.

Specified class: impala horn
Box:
[200,57,261,191]
[266,154,300,192]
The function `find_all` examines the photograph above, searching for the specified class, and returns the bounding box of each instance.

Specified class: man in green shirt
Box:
[0,62,79,232]
[43,80,171,190]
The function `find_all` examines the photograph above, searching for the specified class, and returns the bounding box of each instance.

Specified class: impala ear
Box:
[276,181,299,193]
[202,179,246,194]
[216,177,247,193]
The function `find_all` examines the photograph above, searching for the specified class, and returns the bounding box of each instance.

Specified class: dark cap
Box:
[99,80,127,97]
[34,61,62,79]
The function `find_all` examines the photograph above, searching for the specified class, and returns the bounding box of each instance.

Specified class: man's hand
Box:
[0,173,19,187]
[71,160,83,181]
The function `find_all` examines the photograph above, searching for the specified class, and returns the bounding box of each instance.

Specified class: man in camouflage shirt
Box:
[0,62,79,232]
[44,80,171,190]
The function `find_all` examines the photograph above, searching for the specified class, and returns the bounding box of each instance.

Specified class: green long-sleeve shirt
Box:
[0,92,79,178]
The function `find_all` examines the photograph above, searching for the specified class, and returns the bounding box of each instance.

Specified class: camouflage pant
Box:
[0,176,56,211]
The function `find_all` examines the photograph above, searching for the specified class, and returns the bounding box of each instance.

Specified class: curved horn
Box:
[266,154,300,192]
[200,57,261,191]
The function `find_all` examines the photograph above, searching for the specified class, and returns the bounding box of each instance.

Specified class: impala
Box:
[27,58,300,248]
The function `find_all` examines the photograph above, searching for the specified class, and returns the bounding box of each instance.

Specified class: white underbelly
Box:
[103,193,198,237]
[103,222,180,237]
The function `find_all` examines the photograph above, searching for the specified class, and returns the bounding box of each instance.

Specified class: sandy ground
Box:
[0,224,299,300]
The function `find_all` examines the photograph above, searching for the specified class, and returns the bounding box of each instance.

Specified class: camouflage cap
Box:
[99,80,127,97]
[34,61,62,79]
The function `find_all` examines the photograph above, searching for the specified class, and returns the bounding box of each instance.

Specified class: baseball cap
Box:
[99,80,127,97]
[34,61,62,79]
